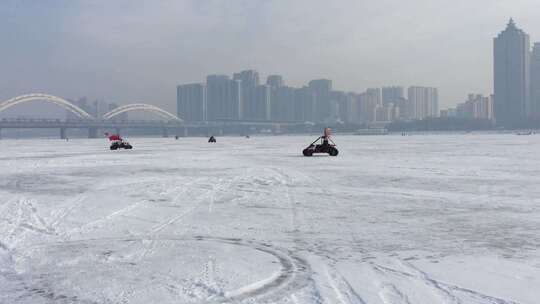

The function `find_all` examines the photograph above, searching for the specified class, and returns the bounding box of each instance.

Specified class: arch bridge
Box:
[0,94,184,139]
[0,93,94,119]
[102,103,182,122]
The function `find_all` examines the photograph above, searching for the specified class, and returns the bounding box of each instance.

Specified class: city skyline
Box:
[1,1,540,117]
[177,69,439,124]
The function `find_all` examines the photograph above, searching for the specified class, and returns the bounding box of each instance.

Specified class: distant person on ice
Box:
[208,135,216,143]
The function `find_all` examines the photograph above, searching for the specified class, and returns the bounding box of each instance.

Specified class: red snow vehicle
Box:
[105,133,133,150]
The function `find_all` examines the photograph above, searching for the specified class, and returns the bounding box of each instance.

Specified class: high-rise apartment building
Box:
[308,79,332,122]
[177,83,207,122]
[408,86,439,119]
[455,94,493,120]
[233,70,260,88]
[268,76,294,121]
[382,86,404,105]
[393,97,411,120]
[494,19,531,126]
[271,86,295,122]
[330,91,349,123]
[253,85,271,121]
[346,93,361,124]
[294,87,316,122]
[267,75,284,88]
[206,75,242,121]
[358,88,382,122]
[234,70,260,120]
[531,43,540,118]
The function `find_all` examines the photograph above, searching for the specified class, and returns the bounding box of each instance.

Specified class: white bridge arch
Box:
[102,103,182,122]
[0,93,94,119]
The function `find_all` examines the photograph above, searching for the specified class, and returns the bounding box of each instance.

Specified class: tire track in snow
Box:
[71,179,199,238]
[207,169,247,214]
[142,176,242,263]
[217,239,311,303]
[150,204,199,234]
[70,199,146,235]
[0,197,23,260]
[308,254,366,304]
[149,180,208,234]
[150,170,247,235]
[2,198,57,247]
[272,167,334,304]
[50,194,87,229]
[378,283,412,304]
[370,264,412,304]
[399,260,462,304]
[22,236,311,304]
[23,199,54,234]
[323,265,367,304]
[138,180,204,261]
[276,167,368,304]
[270,167,307,245]
[372,261,521,304]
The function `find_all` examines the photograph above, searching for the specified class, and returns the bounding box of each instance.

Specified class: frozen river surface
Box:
[0,134,539,303]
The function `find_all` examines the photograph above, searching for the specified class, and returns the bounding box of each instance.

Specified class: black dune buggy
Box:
[302,136,338,157]
[110,141,133,150]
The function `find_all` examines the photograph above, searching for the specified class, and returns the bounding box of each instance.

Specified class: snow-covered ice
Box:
[1,134,539,303]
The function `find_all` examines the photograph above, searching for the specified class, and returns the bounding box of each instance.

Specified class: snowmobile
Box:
[303,128,338,157]
[110,140,133,150]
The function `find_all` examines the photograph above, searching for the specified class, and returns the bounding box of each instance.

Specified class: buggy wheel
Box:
[329,148,339,156]
[303,149,313,157]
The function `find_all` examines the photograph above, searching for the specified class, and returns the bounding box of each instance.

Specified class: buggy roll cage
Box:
[308,136,337,146]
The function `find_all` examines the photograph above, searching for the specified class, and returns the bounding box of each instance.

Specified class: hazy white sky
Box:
[1,0,539,115]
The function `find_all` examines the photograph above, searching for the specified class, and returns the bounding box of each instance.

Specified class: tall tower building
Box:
[271,86,295,122]
[234,70,260,120]
[531,43,540,118]
[177,83,207,122]
[266,75,284,88]
[308,79,333,122]
[330,91,349,123]
[382,86,404,105]
[408,87,439,119]
[346,93,361,124]
[252,85,271,121]
[206,75,242,121]
[294,86,316,123]
[233,70,260,88]
[494,19,531,126]
[358,88,382,122]
[267,75,288,121]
